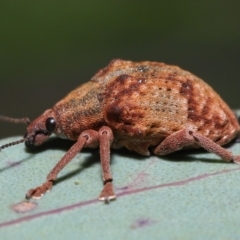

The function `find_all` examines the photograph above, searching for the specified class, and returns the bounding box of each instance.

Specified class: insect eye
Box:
[45,117,56,133]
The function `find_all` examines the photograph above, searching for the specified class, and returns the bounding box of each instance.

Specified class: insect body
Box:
[1,59,240,202]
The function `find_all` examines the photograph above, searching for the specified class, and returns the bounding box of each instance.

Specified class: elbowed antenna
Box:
[0,138,27,151]
[0,116,30,125]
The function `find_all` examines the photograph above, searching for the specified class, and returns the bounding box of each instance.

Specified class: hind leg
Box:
[153,129,240,163]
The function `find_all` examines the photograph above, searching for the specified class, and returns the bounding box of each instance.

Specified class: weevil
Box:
[1,59,240,202]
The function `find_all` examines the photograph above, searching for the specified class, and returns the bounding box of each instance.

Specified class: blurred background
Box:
[0,1,240,138]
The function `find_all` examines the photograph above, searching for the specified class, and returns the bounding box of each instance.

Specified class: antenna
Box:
[0,138,27,151]
[0,116,30,125]
[0,115,31,151]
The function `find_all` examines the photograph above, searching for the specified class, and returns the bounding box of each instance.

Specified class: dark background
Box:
[1,1,240,138]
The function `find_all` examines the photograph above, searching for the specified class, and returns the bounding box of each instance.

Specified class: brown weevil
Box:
[1,59,240,202]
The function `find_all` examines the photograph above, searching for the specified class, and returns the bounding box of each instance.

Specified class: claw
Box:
[26,188,43,199]
[26,181,53,199]
[98,182,116,202]
[233,155,240,165]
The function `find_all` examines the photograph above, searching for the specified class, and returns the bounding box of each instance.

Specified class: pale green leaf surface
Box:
[1,130,240,239]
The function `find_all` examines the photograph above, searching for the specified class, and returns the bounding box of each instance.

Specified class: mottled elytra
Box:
[1,59,240,202]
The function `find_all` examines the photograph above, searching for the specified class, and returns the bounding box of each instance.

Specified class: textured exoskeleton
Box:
[1,59,240,201]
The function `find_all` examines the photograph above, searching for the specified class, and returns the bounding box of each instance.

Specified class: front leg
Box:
[26,129,99,199]
[26,127,116,202]
[98,126,116,202]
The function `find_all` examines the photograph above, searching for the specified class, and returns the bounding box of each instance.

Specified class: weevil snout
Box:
[25,109,56,148]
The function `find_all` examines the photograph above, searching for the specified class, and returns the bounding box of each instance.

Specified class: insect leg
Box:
[26,129,99,199]
[153,129,194,155]
[98,126,116,202]
[189,131,240,163]
[153,129,240,164]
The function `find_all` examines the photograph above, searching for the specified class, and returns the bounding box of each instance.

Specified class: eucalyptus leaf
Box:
[1,128,240,239]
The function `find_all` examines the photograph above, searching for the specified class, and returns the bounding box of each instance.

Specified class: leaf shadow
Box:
[153,139,240,164]
[0,155,34,173]
[3,135,236,180]
[157,148,233,164]
[24,136,75,153]
[0,137,97,174]
[54,150,100,185]
[110,144,238,165]
[24,137,101,184]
